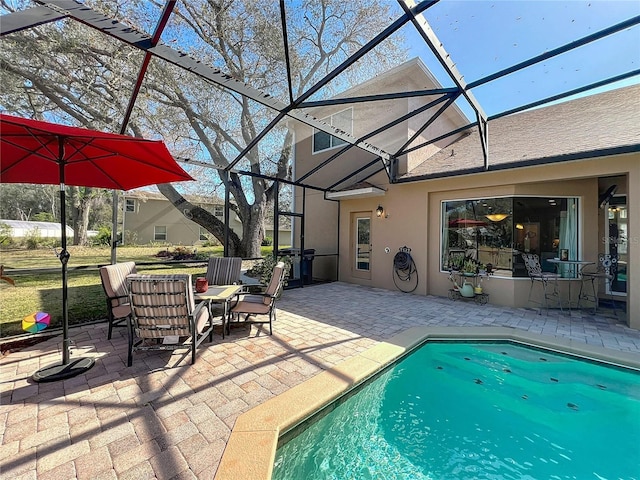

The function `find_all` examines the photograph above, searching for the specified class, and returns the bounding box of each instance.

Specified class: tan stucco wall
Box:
[303,153,639,328]
[292,188,340,281]
[123,198,290,246]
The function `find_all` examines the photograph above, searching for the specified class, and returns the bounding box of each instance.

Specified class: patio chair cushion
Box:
[111,303,132,320]
[99,261,137,339]
[100,261,137,308]
[230,300,271,315]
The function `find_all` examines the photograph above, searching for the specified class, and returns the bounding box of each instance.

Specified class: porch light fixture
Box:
[485,213,509,222]
[516,223,524,230]
[376,205,385,218]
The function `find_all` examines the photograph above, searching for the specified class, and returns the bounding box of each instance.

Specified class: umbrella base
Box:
[32,357,95,383]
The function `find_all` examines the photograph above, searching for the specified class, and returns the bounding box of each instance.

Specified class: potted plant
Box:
[449,254,465,272]
[462,259,478,276]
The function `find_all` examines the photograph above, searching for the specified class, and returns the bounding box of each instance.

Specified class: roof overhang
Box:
[326,185,386,200]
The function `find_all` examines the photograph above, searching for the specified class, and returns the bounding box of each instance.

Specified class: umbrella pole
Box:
[33,140,95,382]
[59,172,71,365]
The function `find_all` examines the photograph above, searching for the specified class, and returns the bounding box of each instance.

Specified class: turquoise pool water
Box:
[273,342,640,480]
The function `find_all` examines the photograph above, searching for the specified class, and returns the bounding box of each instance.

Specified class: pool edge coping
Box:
[213,326,640,480]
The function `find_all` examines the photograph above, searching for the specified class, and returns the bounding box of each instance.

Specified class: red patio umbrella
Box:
[448,218,488,228]
[0,113,194,381]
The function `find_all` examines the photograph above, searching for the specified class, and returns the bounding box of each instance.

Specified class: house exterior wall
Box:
[291,63,638,329]
[123,197,290,246]
[327,153,638,329]
[290,188,340,281]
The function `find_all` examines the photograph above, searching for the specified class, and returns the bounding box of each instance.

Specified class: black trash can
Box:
[301,249,315,285]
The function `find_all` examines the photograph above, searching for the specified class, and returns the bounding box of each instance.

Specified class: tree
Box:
[0,0,406,256]
[0,184,58,221]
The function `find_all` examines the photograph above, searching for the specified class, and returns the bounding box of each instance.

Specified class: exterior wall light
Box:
[376,205,385,218]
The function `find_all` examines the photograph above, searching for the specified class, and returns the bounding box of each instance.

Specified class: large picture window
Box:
[441,197,580,277]
[313,108,352,153]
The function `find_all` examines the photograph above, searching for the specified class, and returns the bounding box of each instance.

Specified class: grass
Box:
[0,245,275,338]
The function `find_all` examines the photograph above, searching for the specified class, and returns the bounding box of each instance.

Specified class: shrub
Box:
[255,254,292,285]
[202,238,221,247]
[92,226,112,246]
[0,223,13,247]
[24,228,42,250]
[124,230,138,245]
[261,236,273,246]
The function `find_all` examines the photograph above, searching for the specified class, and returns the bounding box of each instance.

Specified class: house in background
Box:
[290,58,639,328]
[122,191,291,246]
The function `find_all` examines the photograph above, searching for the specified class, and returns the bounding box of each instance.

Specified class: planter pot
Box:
[195,277,208,293]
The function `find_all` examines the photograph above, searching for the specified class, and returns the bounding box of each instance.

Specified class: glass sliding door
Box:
[606,196,627,296]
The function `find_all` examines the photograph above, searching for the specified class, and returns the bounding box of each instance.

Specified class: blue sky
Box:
[407,0,640,119]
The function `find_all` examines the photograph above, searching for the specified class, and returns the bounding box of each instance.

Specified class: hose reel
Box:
[393,246,418,293]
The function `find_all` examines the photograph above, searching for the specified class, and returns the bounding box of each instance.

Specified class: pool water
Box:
[273,342,640,480]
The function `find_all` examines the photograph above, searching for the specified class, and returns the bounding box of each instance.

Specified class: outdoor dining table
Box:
[547,259,594,312]
[194,284,242,338]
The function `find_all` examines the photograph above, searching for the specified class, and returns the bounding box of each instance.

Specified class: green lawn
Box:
[0,245,272,338]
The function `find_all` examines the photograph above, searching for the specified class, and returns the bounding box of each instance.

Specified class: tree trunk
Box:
[156,183,246,256]
[69,187,93,245]
[240,207,266,259]
[79,198,91,246]
[69,187,79,245]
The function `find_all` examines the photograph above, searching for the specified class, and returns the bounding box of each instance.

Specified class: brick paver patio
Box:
[1,282,639,479]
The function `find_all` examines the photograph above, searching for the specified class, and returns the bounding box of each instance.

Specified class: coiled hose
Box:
[393,247,418,293]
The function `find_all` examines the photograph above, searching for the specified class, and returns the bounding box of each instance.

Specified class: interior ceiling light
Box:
[485,213,509,222]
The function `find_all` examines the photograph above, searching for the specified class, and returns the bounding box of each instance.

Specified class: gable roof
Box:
[400,83,640,181]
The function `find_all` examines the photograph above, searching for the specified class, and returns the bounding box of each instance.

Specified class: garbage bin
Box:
[301,249,315,285]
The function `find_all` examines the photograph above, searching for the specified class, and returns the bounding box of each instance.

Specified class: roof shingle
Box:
[402,83,640,180]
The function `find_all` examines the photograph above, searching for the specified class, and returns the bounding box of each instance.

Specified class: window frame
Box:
[125,198,135,212]
[154,225,167,242]
[440,195,582,279]
[312,107,353,154]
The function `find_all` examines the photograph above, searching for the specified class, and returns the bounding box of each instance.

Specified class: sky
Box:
[406,0,640,119]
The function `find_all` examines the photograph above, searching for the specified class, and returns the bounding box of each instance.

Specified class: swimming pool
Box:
[272,341,640,479]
